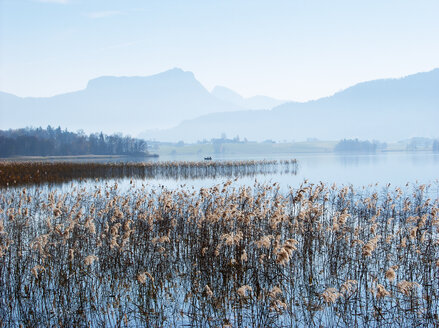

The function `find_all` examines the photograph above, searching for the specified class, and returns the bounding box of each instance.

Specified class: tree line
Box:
[0,126,149,157]
[334,139,381,153]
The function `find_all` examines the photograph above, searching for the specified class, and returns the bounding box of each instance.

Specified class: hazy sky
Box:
[1,0,438,101]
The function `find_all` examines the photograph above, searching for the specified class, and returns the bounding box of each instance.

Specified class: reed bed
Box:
[0,159,297,187]
[0,181,438,327]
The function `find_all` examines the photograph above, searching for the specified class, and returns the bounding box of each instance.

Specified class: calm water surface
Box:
[5,151,439,327]
[147,151,439,187]
[18,151,438,193]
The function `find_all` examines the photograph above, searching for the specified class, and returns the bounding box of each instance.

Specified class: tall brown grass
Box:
[0,159,297,187]
[0,180,438,327]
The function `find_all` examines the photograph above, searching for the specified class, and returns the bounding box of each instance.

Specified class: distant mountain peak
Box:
[0,67,242,134]
[86,68,196,90]
[159,67,195,79]
[166,67,186,74]
[142,68,439,142]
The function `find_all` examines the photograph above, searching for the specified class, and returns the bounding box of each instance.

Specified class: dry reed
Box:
[0,180,438,327]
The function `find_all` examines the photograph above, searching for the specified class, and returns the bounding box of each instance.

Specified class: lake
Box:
[2,151,439,327]
[109,151,439,192]
[10,151,432,197]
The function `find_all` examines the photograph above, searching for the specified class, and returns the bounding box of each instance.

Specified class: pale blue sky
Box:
[1,0,438,101]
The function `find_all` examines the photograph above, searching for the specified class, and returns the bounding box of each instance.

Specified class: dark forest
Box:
[0,126,148,157]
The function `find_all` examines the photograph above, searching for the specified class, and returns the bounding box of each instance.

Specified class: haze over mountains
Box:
[1,68,438,142]
[211,86,287,110]
[0,68,245,134]
[142,68,439,142]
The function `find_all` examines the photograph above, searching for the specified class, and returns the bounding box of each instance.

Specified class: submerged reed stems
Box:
[0,159,297,187]
[0,180,438,327]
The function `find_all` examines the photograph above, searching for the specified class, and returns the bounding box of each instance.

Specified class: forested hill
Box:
[0,127,149,157]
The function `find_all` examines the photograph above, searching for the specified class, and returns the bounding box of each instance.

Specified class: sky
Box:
[1,0,438,102]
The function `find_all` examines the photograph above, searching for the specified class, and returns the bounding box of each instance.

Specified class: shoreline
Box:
[0,153,159,162]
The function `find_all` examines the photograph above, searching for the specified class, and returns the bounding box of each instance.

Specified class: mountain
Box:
[211,86,287,109]
[0,68,242,134]
[142,68,439,142]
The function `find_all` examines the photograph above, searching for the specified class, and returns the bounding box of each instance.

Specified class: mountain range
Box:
[0,68,246,134]
[142,68,439,142]
[1,68,438,142]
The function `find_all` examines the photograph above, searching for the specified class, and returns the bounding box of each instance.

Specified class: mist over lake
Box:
[1,0,439,326]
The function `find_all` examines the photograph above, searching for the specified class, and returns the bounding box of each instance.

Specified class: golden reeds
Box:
[0,159,298,187]
[0,180,437,327]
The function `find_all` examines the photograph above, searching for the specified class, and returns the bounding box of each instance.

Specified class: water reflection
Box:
[335,153,381,167]
[2,179,438,327]
[3,152,439,191]
[128,151,439,187]
[0,159,297,187]
[292,151,439,186]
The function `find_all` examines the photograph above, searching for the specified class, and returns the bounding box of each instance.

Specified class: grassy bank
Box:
[0,154,159,162]
[155,140,337,157]
[153,139,438,157]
